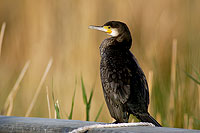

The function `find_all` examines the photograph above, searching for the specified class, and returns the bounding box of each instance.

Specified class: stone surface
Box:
[0,116,199,133]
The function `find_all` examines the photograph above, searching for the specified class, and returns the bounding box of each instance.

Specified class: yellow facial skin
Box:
[103,26,112,34]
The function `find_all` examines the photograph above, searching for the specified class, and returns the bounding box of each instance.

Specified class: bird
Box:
[88,21,161,127]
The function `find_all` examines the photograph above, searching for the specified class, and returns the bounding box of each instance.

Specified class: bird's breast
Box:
[99,38,116,57]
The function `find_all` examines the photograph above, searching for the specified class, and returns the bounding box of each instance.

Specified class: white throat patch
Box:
[109,28,119,37]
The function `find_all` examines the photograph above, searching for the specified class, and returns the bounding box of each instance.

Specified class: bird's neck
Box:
[116,32,132,49]
[116,33,131,43]
[99,37,132,58]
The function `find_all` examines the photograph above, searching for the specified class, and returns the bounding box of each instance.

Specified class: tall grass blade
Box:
[2,60,30,115]
[185,71,200,85]
[192,66,200,80]
[81,76,87,105]
[51,82,61,119]
[46,86,51,118]
[94,103,104,122]
[25,58,53,117]
[81,76,95,121]
[86,88,94,121]
[184,114,188,128]
[148,70,153,113]
[54,100,61,119]
[88,88,94,107]
[0,22,6,56]
[86,105,89,121]
[68,78,77,119]
[6,99,13,116]
[52,88,55,103]
[170,39,177,93]
[188,116,194,129]
[169,39,177,126]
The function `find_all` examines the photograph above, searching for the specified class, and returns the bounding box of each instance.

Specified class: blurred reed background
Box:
[0,0,200,129]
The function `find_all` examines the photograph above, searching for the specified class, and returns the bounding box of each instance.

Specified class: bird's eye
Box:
[108,26,111,29]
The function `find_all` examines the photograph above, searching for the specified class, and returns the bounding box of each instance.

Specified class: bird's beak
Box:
[88,25,107,32]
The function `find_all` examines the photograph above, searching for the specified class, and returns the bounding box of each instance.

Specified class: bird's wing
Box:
[101,52,132,104]
[100,49,149,121]
[128,53,150,106]
[100,58,131,122]
[102,51,150,106]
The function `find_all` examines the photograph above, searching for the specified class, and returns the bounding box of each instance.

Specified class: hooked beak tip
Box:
[88,25,106,33]
[88,25,100,30]
[88,25,94,29]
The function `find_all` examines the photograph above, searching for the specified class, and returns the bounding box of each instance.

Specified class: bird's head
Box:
[89,21,132,43]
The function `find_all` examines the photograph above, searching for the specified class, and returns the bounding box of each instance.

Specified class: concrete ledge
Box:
[0,116,199,133]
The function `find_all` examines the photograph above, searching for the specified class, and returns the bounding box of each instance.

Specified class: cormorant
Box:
[89,21,161,127]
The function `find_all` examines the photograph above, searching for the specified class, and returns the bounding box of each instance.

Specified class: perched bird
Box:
[89,21,161,127]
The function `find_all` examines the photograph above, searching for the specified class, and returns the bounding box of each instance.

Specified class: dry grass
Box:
[148,70,153,114]
[25,58,53,117]
[2,60,30,115]
[0,0,199,129]
[0,22,6,56]
[46,86,51,118]
[169,39,177,126]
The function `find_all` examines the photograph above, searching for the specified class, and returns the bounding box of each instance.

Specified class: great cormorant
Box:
[89,21,161,127]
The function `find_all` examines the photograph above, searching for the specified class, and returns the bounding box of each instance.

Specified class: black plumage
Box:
[89,21,161,127]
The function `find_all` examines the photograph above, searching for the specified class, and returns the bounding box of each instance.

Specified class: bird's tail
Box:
[137,114,162,127]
